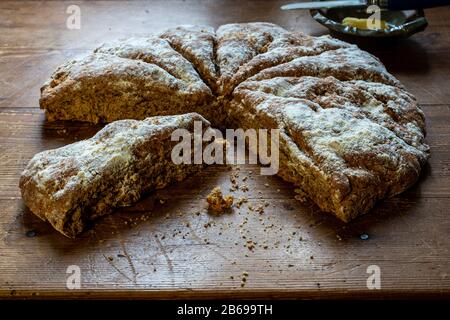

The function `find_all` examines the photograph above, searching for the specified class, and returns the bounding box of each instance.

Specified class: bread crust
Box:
[20,113,210,237]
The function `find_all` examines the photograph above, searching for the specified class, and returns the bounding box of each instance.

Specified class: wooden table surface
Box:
[0,0,449,299]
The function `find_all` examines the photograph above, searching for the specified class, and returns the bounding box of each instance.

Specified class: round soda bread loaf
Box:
[35,22,429,226]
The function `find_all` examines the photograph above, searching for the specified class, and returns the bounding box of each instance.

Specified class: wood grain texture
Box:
[0,0,449,299]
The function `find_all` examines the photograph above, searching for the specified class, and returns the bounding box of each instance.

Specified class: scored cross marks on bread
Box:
[160,25,219,93]
[24,22,429,236]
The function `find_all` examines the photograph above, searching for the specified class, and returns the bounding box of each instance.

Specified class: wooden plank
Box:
[0,0,329,50]
[1,0,450,298]
[1,1,448,51]
[0,49,91,109]
[1,1,450,105]
[0,196,449,298]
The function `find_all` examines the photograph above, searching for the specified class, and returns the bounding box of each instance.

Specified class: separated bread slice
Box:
[20,113,210,237]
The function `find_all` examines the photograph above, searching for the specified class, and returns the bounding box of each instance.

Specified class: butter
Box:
[342,17,389,30]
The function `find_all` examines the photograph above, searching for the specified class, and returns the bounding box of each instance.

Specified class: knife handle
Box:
[387,0,450,10]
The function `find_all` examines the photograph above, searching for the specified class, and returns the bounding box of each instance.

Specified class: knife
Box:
[281,0,450,11]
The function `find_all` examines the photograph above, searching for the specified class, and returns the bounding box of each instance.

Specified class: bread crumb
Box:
[206,186,234,213]
[294,188,308,202]
[246,240,256,251]
[236,196,248,208]
[241,271,249,287]
[254,204,264,214]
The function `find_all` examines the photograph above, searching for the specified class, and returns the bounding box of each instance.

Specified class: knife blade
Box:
[282,0,450,11]
[281,0,367,10]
